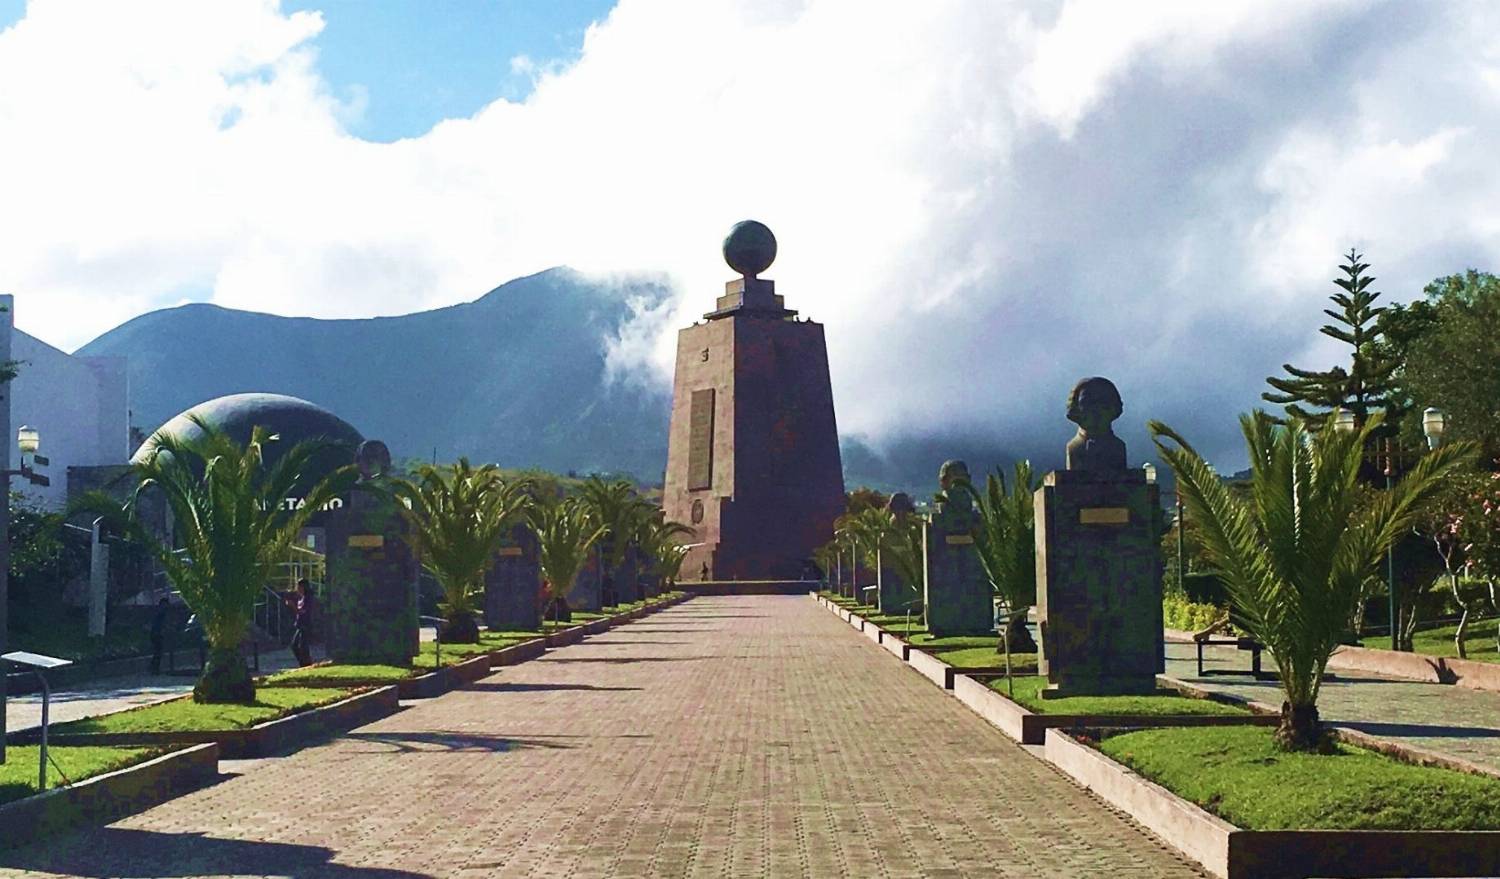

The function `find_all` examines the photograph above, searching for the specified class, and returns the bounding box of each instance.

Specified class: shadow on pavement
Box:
[1337,721,1500,739]
[539,656,718,664]
[340,731,577,753]
[1,827,434,878]
[464,682,644,693]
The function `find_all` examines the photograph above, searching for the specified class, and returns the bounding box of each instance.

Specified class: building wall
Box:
[5,317,130,509]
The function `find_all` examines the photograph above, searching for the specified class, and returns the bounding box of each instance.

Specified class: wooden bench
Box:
[1192,615,1274,680]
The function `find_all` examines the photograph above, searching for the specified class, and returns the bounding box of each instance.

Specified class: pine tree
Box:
[1263,249,1402,430]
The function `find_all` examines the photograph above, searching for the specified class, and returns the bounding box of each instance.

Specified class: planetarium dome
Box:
[133,393,365,488]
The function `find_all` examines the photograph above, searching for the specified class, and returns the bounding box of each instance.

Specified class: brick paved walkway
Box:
[1167,640,1500,775]
[1,597,1200,878]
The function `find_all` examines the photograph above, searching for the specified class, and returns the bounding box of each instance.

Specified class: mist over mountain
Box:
[76,267,949,491]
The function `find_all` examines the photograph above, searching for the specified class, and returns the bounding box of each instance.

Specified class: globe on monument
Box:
[722,220,777,278]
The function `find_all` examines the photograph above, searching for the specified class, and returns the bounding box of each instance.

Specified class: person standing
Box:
[149,597,170,674]
[288,578,316,666]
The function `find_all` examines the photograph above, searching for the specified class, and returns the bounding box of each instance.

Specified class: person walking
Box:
[149,597,170,674]
[287,578,317,667]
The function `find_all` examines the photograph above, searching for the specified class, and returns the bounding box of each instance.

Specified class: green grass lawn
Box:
[262,663,416,686]
[0,745,164,804]
[1098,726,1500,830]
[991,676,1247,716]
[910,633,998,650]
[53,687,354,734]
[1409,617,1500,663]
[929,647,1037,670]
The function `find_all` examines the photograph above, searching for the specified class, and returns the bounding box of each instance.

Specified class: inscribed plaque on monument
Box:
[1079,507,1130,525]
[688,388,715,491]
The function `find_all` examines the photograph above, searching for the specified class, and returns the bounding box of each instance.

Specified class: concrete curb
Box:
[823,595,1500,877]
[1165,627,1500,694]
[1045,728,1500,878]
[0,743,221,850]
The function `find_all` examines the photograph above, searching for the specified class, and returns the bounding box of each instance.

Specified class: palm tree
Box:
[528,495,607,624]
[876,507,925,630]
[392,460,531,643]
[1150,411,1474,750]
[77,417,356,703]
[579,477,653,606]
[636,514,695,593]
[961,463,1041,658]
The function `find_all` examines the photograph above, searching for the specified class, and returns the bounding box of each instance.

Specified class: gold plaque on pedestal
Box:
[1079,507,1130,525]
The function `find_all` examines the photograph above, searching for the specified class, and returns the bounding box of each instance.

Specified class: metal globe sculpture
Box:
[722,220,777,278]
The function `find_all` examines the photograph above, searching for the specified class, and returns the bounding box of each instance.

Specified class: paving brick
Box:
[1,597,1201,878]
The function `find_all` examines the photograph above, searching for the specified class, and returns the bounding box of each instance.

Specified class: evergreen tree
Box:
[1263,250,1402,430]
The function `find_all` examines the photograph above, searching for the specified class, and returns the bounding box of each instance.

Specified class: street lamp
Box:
[1423,408,1446,450]
[1,426,49,764]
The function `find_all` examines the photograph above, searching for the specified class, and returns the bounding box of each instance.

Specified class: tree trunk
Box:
[1274,701,1326,752]
[441,611,480,644]
[1450,573,1469,660]
[194,646,254,704]
[1003,613,1037,654]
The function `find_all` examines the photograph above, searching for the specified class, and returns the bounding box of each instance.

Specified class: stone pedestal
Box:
[326,486,419,665]
[568,551,603,612]
[922,519,992,636]
[1035,469,1164,696]
[613,544,642,605]
[484,523,541,631]
[876,557,916,615]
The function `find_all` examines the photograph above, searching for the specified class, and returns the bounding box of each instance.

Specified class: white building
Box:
[1,295,131,510]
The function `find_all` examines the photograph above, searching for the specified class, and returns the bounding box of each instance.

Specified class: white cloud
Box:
[2,0,1499,471]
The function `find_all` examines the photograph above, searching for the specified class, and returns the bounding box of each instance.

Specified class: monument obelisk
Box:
[662,222,845,581]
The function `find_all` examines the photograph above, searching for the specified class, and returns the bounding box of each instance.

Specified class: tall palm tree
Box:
[77,417,356,703]
[528,495,607,624]
[392,460,531,643]
[1151,411,1474,750]
[960,462,1041,655]
[579,477,653,606]
[875,507,925,627]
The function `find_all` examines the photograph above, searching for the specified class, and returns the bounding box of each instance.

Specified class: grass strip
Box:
[52,687,354,734]
[1408,617,1500,664]
[930,647,1037,670]
[262,663,416,686]
[1098,726,1500,830]
[990,675,1245,716]
[0,745,163,805]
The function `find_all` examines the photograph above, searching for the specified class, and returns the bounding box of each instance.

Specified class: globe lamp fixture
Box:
[1142,463,1157,484]
[1423,407,1447,450]
[16,425,39,455]
[1333,408,1357,434]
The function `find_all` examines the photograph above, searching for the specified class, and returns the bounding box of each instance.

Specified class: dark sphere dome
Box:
[133,393,364,491]
[723,220,777,277]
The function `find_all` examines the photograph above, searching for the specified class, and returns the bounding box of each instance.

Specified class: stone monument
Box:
[1035,377,1164,697]
[923,461,993,636]
[484,522,542,631]
[326,440,420,665]
[568,550,603,613]
[877,492,919,614]
[661,221,846,580]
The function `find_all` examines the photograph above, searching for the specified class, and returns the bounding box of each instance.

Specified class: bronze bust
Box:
[1065,377,1127,471]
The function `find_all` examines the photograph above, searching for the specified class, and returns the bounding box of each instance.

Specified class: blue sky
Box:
[1,0,617,141]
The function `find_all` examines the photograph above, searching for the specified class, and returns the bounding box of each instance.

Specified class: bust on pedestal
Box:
[326,440,420,666]
[923,461,992,637]
[1035,378,1164,697]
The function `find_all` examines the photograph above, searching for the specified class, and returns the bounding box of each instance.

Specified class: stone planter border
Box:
[1044,727,1500,879]
[35,687,398,759]
[1165,627,1500,694]
[0,743,220,850]
[952,674,1274,745]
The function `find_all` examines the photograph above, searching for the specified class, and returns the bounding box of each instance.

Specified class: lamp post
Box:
[1335,406,1448,651]
[1,425,49,765]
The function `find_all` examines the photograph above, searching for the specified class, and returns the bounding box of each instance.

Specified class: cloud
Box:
[2,0,1498,478]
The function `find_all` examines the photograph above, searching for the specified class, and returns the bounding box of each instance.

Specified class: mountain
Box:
[78,268,675,481]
